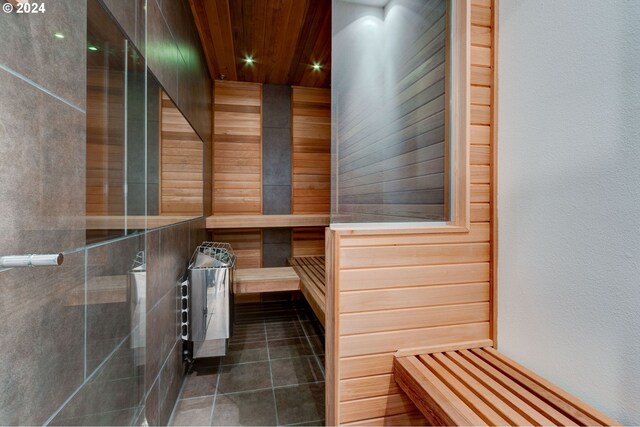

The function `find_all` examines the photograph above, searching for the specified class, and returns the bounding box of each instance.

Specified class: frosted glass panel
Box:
[332,0,450,223]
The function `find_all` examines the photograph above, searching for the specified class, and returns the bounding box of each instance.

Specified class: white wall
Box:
[498,1,640,424]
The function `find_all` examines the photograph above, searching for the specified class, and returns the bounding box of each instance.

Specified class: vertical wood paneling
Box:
[327,2,496,424]
[213,80,262,215]
[160,91,204,215]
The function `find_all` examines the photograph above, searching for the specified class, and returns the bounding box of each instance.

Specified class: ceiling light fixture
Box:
[243,55,255,65]
[312,62,323,72]
[54,32,65,39]
[88,45,98,51]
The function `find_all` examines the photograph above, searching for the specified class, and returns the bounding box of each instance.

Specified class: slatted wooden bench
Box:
[288,256,326,327]
[394,345,619,426]
[234,267,300,294]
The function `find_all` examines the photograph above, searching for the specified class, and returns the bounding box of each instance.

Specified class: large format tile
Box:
[263,185,292,214]
[270,357,324,387]
[146,290,179,388]
[212,390,277,426]
[0,251,85,425]
[169,396,213,426]
[268,337,313,360]
[216,362,272,394]
[263,127,292,186]
[263,84,292,129]
[100,0,145,54]
[147,0,178,101]
[263,242,292,268]
[0,69,85,256]
[50,338,144,426]
[158,341,185,425]
[222,341,270,365]
[179,370,219,399]
[266,321,305,340]
[274,383,325,426]
[0,0,86,108]
[85,234,145,375]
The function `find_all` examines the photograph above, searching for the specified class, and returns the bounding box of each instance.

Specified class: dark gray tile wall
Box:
[0,0,211,423]
[262,85,293,265]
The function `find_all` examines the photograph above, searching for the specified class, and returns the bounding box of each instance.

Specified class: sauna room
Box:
[1,0,639,426]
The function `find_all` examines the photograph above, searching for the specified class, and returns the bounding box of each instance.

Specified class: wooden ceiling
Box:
[189,0,331,88]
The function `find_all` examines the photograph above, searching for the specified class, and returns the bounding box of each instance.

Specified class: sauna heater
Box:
[182,242,235,358]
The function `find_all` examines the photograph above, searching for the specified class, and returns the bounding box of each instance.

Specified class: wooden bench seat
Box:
[394,346,619,426]
[289,256,326,327]
[234,267,300,294]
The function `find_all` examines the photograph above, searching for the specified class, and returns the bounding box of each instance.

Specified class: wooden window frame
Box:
[330,0,470,235]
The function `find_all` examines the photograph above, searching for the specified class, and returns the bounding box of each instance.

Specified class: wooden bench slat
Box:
[483,348,620,427]
[289,256,326,326]
[432,352,532,426]
[420,354,510,426]
[459,349,574,426]
[395,356,488,426]
[394,347,620,426]
[471,348,605,426]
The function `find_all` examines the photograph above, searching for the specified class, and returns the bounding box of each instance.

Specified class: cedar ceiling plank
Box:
[199,0,237,80]
[298,5,331,87]
[288,0,331,86]
[189,0,218,80]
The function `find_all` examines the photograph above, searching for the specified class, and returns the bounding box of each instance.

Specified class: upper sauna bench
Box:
[205,214,330,229]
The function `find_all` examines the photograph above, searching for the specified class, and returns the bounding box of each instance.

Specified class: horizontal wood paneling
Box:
[212,229,262,268]
[292,87,331,215]
[292,227,326,257]
[333,0,448,223]
[327,2,497,424]
[213,80,262,215]
[160,91,204,215]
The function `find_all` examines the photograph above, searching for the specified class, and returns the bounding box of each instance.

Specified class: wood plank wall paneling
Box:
[327,1,496,424]
[292,86,331,215]
[291,86,331,258]
[213,80,262,215]
[292,227,326,257]
[160,91,204,215]
[86,67,124,216]
[212,229,262,269]
[334,0,448,223]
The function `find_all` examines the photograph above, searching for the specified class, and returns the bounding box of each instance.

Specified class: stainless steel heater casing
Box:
[187,242,235,358]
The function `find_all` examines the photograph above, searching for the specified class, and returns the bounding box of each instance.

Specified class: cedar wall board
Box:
[160,91,204,216]
[326,1,497,425]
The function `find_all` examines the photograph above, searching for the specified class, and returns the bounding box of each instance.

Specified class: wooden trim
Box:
[490,0,499,347]
[394,339,493,358]
[325,228,340,426]
[206,214,329,229]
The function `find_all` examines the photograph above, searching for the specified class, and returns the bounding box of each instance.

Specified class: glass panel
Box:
[86,0,146,243]
[85,1,203,242]
[146,73,204,227]
[331,0,451,223]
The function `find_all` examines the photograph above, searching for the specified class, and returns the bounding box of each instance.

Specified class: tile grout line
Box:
[207,356,223,427]
[265,318,280,426]
[0,64,86,113]
[296,308,325,379]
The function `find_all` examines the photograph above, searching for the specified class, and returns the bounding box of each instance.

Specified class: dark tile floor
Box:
[169,301,325,426]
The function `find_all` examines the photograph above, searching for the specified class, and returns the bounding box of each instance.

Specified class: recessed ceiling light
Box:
[312,62,323,72]
[243,55,255,65]
[88,45,98,51]
[54,32,65,39]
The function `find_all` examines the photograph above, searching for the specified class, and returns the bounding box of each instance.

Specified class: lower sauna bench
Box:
[234,267,300,294]
[288,256,326,327]
[394,346,620,426]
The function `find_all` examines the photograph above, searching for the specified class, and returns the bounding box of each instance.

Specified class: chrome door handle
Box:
[0,253,64,268]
